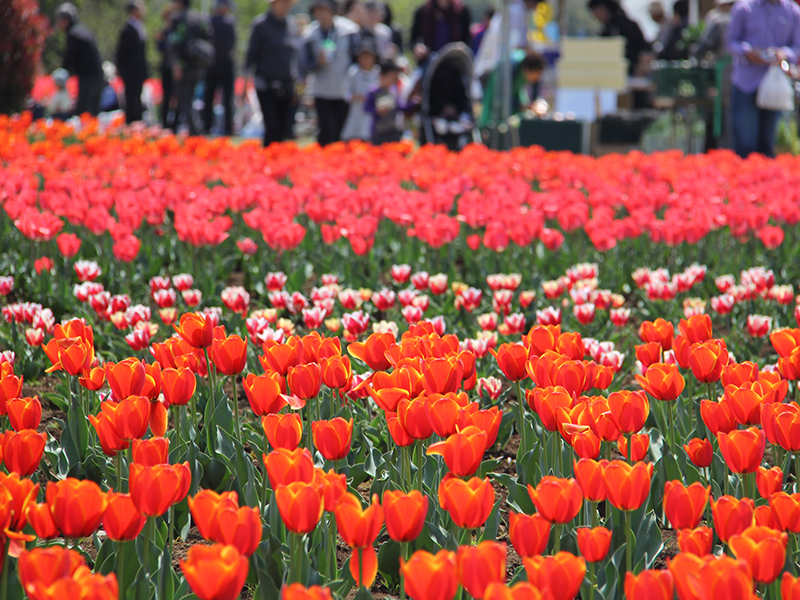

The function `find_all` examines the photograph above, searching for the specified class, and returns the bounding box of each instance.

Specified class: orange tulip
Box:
[769,492,800,533]
[161,367,197,406]
[573,458,607,503]
[348,332,395,371]
[527,386,573,432]
[88,412,128,456]
[264,448,316,488]
[103,492,146,541]
[762,402,800,452]
[4,429,46,476]
[522,552,586,600]
[635,342,663,369]
[275,481,323,534]
[129,462,191,517]
[718,427,765,474]
[132,437,170,466]
[421,357,464,395]
[6,396,42,431]
[624,569,674,600]
[683,438,713,468]
[639,318,674,350]
[757,466,783,498]
[576,527,612,562]
[606,390,649,434]
[729,525,787,584]
[490,343,528,382]
[287,363,322,399]
[428,425,488,477]
[616,434,649,462]
[679,314,713,344]
[0,371,22,415]
[312,417,353,461]
[320,355,352,391]
[527,476,583,524]
[335,493,384,548]
[669,553,755,600]
[784,573,800,600]
[635,363,684,401]
[383,489,428,542]
[316,469,347,512]
[387,412,414,447]
[188,490,239,539]
[677,526,713,556]
[26,502,59,538]
[262,413,303,450]
[457,541,506,600]
[18,546,85,591]
[181,544,249,600]
[243,372,287,415]
[438,474,495,529]
[46,478,107,538]
[711,495,754,542]
[99,395,150,441]
[484,582,542,600]
[400,550,458,600]
[756,505,779,529]
[261,338,305,376]
[602,460,653,511]
[281,584,334,600]
[207,504,262,557]
[210,334,248,376]
[689,339,729,383]
[508,511,551,557]
[174,312,215,349]
[0,472,37,532]
[700,398,736,436]
[44,337,95,376]
[664,481,710,530]
[429,392,470,437]
[104,357,148,400]
[724,381,779,426]
[397,396,434,440]
[350,546,378,588]
[771,329,800,358]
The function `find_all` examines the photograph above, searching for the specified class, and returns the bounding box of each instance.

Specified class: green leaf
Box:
[377,540,402,589]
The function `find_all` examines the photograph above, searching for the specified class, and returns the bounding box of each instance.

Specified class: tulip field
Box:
[7,115,800,600]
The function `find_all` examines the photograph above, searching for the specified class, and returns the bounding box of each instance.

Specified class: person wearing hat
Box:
[341,39,380,139]
[692,0,735,58]
[55,3,104,116]
[203,0,237,135]
[116,0,148,123]
[246,0,300,145]
[300,0,362,145]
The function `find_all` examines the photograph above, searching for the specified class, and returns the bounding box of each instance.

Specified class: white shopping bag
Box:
[756,65,795,112]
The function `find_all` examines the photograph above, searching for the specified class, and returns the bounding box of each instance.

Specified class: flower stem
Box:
[625,509,634,575]
[115,452,122,492]
[231,375,241,444]
[514,380,527,453]
[416,440,424,493]
[262,435,270,514]
[553,524,561,554]
[588,560,596,600]
[668,401,676,456]
[400,542,408,600]
[328,514,338,581]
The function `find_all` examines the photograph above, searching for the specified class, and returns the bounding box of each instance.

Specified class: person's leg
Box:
[178,71,200,135]
[258,89,279,146]
[124,79,141,123]
[202,65,219,134]
[316,98,334,146]
[221,60,235,136]
[161,69,173,128]
[76,78,90,115]
[275,92,293,142]
[89,76,103,116]
[332,98,349,142]
[730,86,760,158]
[132,80,144,121]
[758,108,782,158]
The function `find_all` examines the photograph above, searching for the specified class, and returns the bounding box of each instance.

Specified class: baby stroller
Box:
[418,42,481,150]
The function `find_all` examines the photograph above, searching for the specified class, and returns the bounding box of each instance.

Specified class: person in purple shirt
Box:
[726,0,800,157]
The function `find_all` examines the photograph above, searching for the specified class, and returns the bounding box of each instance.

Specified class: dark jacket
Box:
[63,23,103,78]
[600,10,651,75]
[166,8,209,68]
[210,13,236,64]
[410,0,472,54]
[116,20,148,83]
[246,11,298,86]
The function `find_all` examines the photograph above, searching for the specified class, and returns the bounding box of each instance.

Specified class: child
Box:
[364,59,404,145]
[47,68,73,119]
[341,41,380,140]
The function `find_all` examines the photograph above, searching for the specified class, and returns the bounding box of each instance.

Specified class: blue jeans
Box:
[731,85,782,158]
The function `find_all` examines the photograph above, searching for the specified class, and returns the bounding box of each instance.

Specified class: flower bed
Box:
[1,115,800,600]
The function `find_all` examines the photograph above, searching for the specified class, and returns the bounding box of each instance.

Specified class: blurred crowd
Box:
[41,0,800,156]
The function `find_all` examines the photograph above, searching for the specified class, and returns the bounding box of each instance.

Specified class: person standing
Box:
[727,0,800,157]
[157,5,178,128]
[203,0,237,135]
[55,3,104,116]
[116,0,148,123]
[588,0,651,76]
[246,0,299,145]
[167,0,212,135]
[410,0,472,63]
[301,0,361,145]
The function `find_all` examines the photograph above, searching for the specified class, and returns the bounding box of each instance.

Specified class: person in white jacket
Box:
[301,0,362,145]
